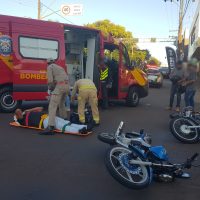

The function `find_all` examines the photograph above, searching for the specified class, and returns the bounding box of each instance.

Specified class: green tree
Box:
[86,19,133,39]
[86,20,149,64]
[131,49,147,63]
[86,19,136,53]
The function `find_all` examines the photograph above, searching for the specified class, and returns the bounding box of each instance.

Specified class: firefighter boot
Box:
[39,126,55,135]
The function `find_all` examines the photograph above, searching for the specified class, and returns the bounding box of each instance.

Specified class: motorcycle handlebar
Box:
[115,121,124,137]
[190,153,199,162]
[183,153,199,169]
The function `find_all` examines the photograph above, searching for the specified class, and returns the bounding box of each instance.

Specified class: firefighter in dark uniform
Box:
[99,58,112,109]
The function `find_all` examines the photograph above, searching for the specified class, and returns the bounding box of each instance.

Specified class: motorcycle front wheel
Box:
[98,133,116,145]
[105,145,150,189]
[170,117,200,144]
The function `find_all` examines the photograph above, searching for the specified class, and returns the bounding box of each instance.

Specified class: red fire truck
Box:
[0,15,148,112]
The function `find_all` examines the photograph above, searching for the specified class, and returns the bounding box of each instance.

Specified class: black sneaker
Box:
[79,127,88,135]
[39,126,55,135]
[87,123,94,131]
[93,121,100,127]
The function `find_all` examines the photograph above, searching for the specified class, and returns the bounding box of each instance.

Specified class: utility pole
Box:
[178,0,184,60]
[38,0,41,20]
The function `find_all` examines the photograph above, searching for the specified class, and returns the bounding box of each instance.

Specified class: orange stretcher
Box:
[10,122,92,136]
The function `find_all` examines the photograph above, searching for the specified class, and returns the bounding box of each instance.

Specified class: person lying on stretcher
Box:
[14,107,89,135]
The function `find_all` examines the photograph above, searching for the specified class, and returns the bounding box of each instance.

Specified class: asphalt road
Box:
[0,80,199,200]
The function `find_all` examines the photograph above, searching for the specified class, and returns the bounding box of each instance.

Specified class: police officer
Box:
[99,59,111,109]
[71,79,100,125]
[41,58,69,134]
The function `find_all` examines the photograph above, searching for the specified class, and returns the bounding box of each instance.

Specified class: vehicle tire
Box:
[169,117,200,144]
[158,83,163,88]
[0,87,22,113]
[126,87,139,107]
[98,133,116,145]
[105,145,150,189]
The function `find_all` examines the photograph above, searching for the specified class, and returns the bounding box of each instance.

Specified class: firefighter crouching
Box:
[41,58,69,135]
[71,79,100,125]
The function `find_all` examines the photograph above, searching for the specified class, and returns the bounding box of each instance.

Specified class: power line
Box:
[41,0,56,16]
[183,0,191,19]
[40,2,74,24]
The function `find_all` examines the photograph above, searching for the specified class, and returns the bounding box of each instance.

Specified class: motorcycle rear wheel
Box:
[169,117,200,144]
[105,145,150,189]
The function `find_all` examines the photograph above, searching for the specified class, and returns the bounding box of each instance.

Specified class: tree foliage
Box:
[131,49,151,63]
[86,19,133,39]
[86,20,151,64]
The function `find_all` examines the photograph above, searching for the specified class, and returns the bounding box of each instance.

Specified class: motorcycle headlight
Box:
[182,106,193,117]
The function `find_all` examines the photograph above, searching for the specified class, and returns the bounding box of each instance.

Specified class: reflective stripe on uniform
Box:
[100,67,108,81]
[57,81,68,85]
[79,85,96,91]
[39,114,48,129]
[93,116,100,123]
[79,115,85,123]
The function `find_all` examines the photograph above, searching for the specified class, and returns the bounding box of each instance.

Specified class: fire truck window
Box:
[122,45,130,66]
[19,37,59,60]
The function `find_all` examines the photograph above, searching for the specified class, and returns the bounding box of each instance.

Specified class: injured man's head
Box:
[15,109,23,119]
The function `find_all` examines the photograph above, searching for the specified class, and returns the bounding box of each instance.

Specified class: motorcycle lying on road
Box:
[98,122,199,189]
[169,107,200,143]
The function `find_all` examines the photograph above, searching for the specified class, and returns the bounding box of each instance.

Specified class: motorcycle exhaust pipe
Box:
[187,125,200,129]
[130,160,152,166]
[130,160,174,168]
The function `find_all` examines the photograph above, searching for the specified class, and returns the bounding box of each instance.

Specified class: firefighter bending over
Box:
[42,58,69,135]
[71,79,100,125]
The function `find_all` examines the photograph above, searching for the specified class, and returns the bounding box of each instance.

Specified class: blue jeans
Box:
[185,89,196,108]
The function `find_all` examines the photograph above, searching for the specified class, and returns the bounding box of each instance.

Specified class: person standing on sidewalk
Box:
[183,58,198,109]
[167,61,185,112]
[41,58,69,135]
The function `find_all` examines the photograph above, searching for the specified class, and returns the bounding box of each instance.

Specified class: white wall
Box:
[137,42,176,67]
[188,1,200,59]
[85,38,95,80]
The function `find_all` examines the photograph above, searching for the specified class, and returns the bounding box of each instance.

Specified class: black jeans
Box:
[101,81,108,109]
[169,83,181,108]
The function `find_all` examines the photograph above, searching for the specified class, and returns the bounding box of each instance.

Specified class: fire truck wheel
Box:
[126,87,139,107]
[0,87,22,113]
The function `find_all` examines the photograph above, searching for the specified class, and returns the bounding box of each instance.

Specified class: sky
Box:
[0,0,198,65]
[0,0,197,38]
